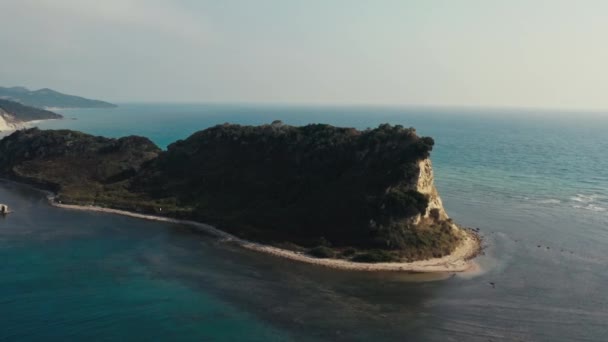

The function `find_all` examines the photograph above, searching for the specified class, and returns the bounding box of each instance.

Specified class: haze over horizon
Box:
[2,0,608,110]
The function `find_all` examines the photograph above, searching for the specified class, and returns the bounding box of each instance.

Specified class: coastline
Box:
[0,118,60,137]
[43,106,116,111]
[47,197,481,273]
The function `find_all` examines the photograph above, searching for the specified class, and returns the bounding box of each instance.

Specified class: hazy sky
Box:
[2,0,608,109]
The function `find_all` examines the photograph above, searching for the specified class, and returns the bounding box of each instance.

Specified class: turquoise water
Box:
[1,104,607,341]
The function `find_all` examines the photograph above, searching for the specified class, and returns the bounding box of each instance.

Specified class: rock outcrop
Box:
[0,108,23,131]
[411,158,449,223]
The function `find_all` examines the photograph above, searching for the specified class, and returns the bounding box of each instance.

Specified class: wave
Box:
[533,193,607,213]
[572,204,607,212]
[570,194,606,204]
[538,199,561,204]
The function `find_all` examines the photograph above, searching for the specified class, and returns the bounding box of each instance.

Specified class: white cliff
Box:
[0,108,26,132]
[416,158,449,221]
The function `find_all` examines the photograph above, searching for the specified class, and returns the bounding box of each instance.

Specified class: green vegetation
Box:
[132,122,435,248]
[340,248,357,258]
[0,99,63,121]
[0,128,160,205]
[0,123,461,262]
[351,250,397,263]
[308,246,336,258]
[0,86,116,109]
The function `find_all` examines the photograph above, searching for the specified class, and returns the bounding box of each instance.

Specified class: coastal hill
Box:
[0,123,470,262]
[0,128,160,197]
[0,99,63,131]
[0,86,116,109]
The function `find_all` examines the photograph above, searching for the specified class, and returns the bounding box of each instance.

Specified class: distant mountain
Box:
[0,86,117,109]
[0,99,62,131]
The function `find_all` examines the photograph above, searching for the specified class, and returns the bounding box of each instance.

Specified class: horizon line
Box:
[105,100,608,115]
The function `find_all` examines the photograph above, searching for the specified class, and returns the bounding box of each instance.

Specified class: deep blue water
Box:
[1,103,606,341]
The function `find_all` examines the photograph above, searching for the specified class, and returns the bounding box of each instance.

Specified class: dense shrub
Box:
[340,247,357,257]
[308,246,336,258]
[352,250,397,263]
[382,188,429,218]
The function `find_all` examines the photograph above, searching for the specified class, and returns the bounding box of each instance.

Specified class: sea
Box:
[1,103,607,341]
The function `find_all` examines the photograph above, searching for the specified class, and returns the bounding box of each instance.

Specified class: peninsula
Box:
[0,86,116,109]
[0,99,63,131]
[0,123,479,271]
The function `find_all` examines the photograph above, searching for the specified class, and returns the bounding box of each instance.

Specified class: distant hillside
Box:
[0,99,62,128]
[0,86,116,109]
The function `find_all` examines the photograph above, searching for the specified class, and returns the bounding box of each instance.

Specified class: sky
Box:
[1,0,608,110]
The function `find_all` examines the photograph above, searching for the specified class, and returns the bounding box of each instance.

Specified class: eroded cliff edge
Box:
[0,123,478,263]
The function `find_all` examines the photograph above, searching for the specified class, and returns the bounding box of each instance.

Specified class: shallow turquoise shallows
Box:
[0,104,606,341]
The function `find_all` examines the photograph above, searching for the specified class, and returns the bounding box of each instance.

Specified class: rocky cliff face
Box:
[0,110,14,131]
[0,108,23,131]
[411,158,449,224]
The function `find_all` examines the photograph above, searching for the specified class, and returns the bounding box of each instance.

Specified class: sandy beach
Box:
[0,118,60,136]
[48,197,481,273]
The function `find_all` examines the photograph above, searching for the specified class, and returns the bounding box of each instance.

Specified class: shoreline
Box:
[47,197,481,273]
[43,106,117,111]
[0,118,61,136]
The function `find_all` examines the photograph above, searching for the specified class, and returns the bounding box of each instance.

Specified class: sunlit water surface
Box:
[0,104,606,341]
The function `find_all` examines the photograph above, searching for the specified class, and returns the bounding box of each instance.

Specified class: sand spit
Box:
[48,198,480,273]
